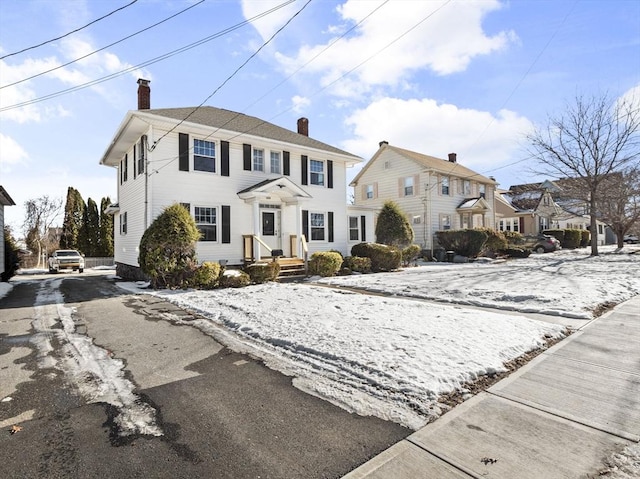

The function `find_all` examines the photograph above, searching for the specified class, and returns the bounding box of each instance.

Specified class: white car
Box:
[49,250,85,273]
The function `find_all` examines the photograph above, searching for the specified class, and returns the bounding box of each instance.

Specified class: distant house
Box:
[505,179,611,244]
[350,142,497,253]
[99,80,362,279]
[0,185,16,276]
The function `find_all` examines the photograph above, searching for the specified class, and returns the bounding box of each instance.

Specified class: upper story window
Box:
[270,151,281,174]
[253,148,264,172]
[479,183,486,198]
[441,176,450,195]
[194,139,216,173]
[194,206,217,241]
[310,159,325,186]
[366,184,374,199]
[463,180,471,195]
[404,176,414,196]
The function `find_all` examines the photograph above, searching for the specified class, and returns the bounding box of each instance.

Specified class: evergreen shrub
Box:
[190,262,221,289]
[543,229,565,244]
[401,244,422,266]
[342,256,372,273]
[350,242,401,272]
[563,229,582,249]
[435,229,488,258]
[245,262,280,284]
[220,270,250,288]
[309,251,343,277]
[580,230,590,247]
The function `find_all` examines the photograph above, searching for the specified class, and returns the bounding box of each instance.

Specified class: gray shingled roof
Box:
[144,107,360,159]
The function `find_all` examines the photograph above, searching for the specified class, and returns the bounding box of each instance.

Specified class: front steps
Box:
[257,257,306,280]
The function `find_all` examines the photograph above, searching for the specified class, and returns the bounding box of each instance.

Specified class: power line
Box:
[0,0,296,113]
[1,1,205,90]
[0,0,139,60]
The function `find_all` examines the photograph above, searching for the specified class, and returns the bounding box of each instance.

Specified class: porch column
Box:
[295,202,302,258]
[253,200,261,259]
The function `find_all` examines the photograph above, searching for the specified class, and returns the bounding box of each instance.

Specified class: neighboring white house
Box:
[0,185,16,277]
[99,80,362,279]
[350,142,497,253]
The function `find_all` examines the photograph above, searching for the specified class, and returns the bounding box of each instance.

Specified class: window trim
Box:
[194,206,218,242]
[440,213,451,230]
[252,147,265,172]
[309,159,325,186]
[404,176,414,196]
[441,176,449,195]
[270,150,281,174]
[348,216,360,242]
[366,184,374,199]
[120,212,128,235]
[310,211,326,241]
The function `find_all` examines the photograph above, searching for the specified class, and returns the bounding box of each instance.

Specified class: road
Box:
[0,272,408,478]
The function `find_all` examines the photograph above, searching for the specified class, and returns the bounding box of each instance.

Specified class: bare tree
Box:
[597,168,640,248]
[527,93,640,255]
[23,195,63,268]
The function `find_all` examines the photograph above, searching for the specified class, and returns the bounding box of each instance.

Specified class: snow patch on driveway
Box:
[32,278,162,437]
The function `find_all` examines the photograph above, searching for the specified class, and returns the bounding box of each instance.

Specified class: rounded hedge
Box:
[309,251,343,277]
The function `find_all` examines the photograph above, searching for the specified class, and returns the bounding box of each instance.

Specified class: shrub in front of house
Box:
[342,255,372,273]
[350,242,401,272]
[139,203,201,289]
[189,261,221,289]
[503,231,525,246]
[220,270,250,288]
[375,200,414,247]
[309,251,343,277]
[245,262,280,284]
[563,229,582,249]
[475,228,508,255]
[435,229,488,258]
[580,230,591,247]
[401,244,422,266]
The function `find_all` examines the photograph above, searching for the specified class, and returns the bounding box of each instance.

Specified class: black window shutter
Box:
[360,215,366,242]
[179,133,189,171]
[222,205,231,243]
[328,211,334,242]
[133,144,137,179]
[301,155,308,185]
[243,144,251,171]
[327,160,333,189]
[120,160,123,185]
[302,210,309,241]
[221,141,230,177]
[124,154,128,181]
[283,151,290,176]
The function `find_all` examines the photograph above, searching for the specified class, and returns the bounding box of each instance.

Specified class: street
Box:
[0,273,408,478]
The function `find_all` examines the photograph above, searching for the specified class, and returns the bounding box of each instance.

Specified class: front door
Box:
[260,208,281,254]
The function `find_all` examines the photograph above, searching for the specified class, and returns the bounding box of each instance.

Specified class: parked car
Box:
[49,250,85,273]
[623,234,639,244]
[523,234,561,254]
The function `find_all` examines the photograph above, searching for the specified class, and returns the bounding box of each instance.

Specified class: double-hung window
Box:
[120,212,128,234]
[310,212,325,240]
[253,148,264,172]
[195,206,217,241]
[194,139,216,173]
[441,176,450,195]
[366,185,374,199]
[463,180,471,195]
[404,177,414,196]
[348,216,359,241]
[440,214,451,230]
[310,159,325,186]
[479,183,486,198]
[270,151,281,174]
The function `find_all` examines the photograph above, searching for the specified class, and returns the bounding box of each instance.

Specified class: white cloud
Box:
[342,97,533,172]
[291,95,310,113]
[275,0,515,98]
[0,133,29,173]
[240,0,303,41]
[619,83,640,111]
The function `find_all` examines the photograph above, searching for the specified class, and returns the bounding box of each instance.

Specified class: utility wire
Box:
[0,0,296,113]
[0,0,138,60]
[1,1,205,90]
[150,0,313,151]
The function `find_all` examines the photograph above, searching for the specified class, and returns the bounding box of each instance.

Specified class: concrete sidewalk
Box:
[344,297,640,478]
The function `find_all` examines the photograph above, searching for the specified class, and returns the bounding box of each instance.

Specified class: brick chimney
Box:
[297,117,309,136]
[379,140,389,148]
[448,152,457,163]
[137,78,150,110]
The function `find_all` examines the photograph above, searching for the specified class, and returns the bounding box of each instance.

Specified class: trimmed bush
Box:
[375,201,414,247]
[401,244,422,266]
[503,231,525,246]
[189,262,221,289]
[139,204,201,289]
[476,228,508,255]
[342,256,372,273]
[350,242,401,272]
[563,229,582,249]
[504,247,532,258]
[580,230,590,247]
[435,229,488,258]
[220,270,250,288]
[245,262,280,284]
[309,251,343,277]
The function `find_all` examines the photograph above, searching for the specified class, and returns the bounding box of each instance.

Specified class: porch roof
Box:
[237,177,312,203]
[457,197,491,212]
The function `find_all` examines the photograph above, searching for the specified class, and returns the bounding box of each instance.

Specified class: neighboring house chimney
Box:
[379,140,389,148]
[448,153,457,163]
[137,78,151,110]
[297,117,309,136]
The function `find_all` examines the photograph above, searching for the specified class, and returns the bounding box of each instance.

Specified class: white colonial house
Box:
[100,80,361,279]
[0,185,16,277]
[350,142,497,254]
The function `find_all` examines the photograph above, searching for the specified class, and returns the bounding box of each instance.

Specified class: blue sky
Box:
[1,0,638,233]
